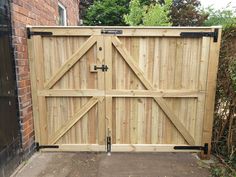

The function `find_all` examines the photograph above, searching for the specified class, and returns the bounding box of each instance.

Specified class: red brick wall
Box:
[11,0,80,154]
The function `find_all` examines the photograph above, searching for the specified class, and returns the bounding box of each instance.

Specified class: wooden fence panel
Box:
[28,26,221,155]
[109,36,201,148]
[29,34,106,149]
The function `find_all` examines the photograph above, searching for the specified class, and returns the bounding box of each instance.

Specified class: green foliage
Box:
[210,164,236,177]
[211,166,228,177]
[124,0,143,26]
[230,59,236,91]
[170,0,208,26]
[213,26,236,176]
[139,0,164,6]
[203,6,236,28]
[124,0,172,26]
[83,0,130,26]
[142,0,172,26]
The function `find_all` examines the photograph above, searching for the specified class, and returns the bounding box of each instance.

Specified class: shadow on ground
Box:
[12,152,211,177]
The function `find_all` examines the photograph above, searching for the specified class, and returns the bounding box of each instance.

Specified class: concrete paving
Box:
[12,152,211,177]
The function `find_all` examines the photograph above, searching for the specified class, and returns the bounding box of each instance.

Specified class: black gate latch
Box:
[101,29,123,35]
[94,64,108,72]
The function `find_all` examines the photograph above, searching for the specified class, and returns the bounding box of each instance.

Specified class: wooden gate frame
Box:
[28,26,221,158]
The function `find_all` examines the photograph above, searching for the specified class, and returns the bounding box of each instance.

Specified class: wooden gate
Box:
[28,26,221,155]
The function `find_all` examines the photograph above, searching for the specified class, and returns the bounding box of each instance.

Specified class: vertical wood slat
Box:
[97,36,106,145]
[104,36,113,140]
[137,38,146,144]
[29,36,48,144]
[195,37,211,145]
[172,38,182,144]
[201,28,222,158]
[168,39,177,144]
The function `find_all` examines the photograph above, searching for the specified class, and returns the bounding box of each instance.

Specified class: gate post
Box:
[199,28,222,159]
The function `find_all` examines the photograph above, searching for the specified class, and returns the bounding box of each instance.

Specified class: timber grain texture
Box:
[28,26,221,156]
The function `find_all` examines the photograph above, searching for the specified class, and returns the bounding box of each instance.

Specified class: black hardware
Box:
[174,143,208,154]
[94,64,108,72]
[35,142,59,151]
[107,136,111,153]
[180,29,219,42]
[101,29,123,35]
[27,28,53,39]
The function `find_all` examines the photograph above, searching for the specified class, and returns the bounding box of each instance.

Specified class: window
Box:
[58,2,67,26]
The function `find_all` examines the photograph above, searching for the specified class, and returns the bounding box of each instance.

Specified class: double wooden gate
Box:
[28,26,221,155]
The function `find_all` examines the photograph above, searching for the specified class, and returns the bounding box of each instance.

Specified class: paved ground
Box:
[12,152,211,177]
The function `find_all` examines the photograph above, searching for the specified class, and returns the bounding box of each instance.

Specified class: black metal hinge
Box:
[180,29,219,42]
[101,29,123,35]
[35,142,59,151]
[174,143,208,154]
[27,28,53,39]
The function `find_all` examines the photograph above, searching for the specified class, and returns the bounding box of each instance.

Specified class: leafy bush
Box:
[124,0,143,26]
[213,26,236,175]
[203,5,236,28]
[83,0,130,26]
[170,0,208,26]
[124,0,172,26]
[142,0,172,26]
[211,164,235,177]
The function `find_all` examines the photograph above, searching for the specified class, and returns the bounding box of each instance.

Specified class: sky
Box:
[200,0,236,10]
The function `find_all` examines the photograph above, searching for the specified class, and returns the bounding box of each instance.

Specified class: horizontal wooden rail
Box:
[41,144,106,152]
[40,144,201,152]
[38,89,105,97]
[111,144,201,152]
[38,89,204,98]
[106,90,204,98]
[28,27,214,37]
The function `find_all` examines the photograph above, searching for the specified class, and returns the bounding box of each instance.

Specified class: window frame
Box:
[58,2,67,26]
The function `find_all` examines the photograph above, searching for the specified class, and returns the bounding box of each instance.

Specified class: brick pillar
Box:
[12,21,34,154]
[11,0,80,156]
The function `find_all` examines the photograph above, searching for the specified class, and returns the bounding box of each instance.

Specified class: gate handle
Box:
[94,64,108,72]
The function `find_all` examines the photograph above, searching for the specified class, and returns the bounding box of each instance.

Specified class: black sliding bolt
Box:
[94,64,108,72]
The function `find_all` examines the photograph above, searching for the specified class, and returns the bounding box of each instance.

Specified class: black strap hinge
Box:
[180,29,219,42]
[27,28,53,39]
[174,143,208,154]
[35,142,59,151]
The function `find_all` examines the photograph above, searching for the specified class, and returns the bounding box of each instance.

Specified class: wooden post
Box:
[29,36,48,144]
[200,27,222,159]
